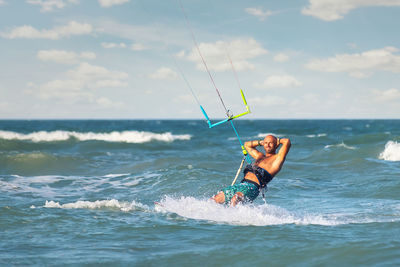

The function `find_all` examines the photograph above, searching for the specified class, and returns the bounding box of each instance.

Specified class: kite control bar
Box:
[199,89,252,163]
[199,89,250,128]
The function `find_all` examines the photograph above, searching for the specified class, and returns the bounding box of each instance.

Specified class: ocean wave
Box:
[257,133,327,139]
[324,142,357,150]
[8,152,53,162]
[103,173,131,178]
[1,174,144,199]
[44,199,148,212]
[0,175,60,198]
[379,141,400,161]
[306,133,327,138]
[0,130,191,143]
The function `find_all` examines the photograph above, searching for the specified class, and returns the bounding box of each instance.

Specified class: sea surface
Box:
[1,119,399,266]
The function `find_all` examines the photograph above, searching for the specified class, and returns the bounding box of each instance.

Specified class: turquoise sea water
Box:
[1,120,399,266]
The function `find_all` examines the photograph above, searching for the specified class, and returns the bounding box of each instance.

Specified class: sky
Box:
[0,0,399,119]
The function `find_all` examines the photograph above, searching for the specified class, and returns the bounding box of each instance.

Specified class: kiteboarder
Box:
[211,135,291,206]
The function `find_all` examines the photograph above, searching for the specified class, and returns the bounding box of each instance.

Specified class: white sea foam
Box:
[0,130,191,143]
[0,174,143,200]
[306,133,327,138]
[154,196,339,226]
[28,175,63,184]
[0,175,59,198]
[324,142,357,150]
[379,141,400,161]
[40,197,400,226]
[44,199,148,212]
[155,196,400,226]
[103,173,130,178]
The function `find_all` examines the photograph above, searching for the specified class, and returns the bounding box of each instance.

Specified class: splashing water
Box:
[154,196,358,226]
[379,141,400,161]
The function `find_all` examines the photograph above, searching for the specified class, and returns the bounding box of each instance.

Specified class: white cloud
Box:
[100,42,146,51]
[186,38,268,72]
[31,79,88,100]
[101,42,127,48]
[0,0,7,6]
[94,79,128,88]
[305,47,400,77]
[348,71,371,79]
[26,0,78,12]
[26,62,128,108]
[245,7,273,21]
[148,67,178,81]
[372,88,400,102]
[68,62,128,84]
[255,74,302,89]
[37,50,96,64]
[130,43,147,51]
[176,50,185,58]
[80,52,96,60]
[302,0,400,21]
[1,21,92,39]
[273,53,290,62]
[0,102,10,110]
[95,96,122,108]
[98,0,129,8]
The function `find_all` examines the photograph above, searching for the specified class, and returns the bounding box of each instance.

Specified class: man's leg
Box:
[230,192,244,207]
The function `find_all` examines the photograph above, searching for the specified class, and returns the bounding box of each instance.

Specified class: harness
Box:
[241,164,273,198]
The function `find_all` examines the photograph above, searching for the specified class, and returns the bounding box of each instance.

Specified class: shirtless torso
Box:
[243,135,291,185]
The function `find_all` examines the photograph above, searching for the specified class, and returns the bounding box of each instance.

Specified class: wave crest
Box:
[379,141,400,161]
[324,142,357,150]
[44,199,147,212]
[0,130,191,143]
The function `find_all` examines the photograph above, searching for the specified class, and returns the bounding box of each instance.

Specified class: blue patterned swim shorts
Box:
[221,181,260,204]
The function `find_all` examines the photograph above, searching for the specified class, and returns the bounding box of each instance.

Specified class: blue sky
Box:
[0,0,399,119]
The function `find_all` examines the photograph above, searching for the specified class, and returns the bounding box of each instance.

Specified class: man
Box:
[211,135,291,206]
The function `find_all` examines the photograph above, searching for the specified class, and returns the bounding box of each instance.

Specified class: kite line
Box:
[178,0,252,167]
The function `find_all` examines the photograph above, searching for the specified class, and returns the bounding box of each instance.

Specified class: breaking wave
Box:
[379,141,400,161]
[0,130,191,143]
[306,133,327,138]
[44,199,148,212]
[324,142,357,150]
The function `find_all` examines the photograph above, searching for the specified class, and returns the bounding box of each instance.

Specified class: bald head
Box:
[263,135,278,154]
[264,135,277,143]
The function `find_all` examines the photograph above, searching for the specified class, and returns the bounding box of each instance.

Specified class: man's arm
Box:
[276,138,291,162]
[244,140,264,160]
